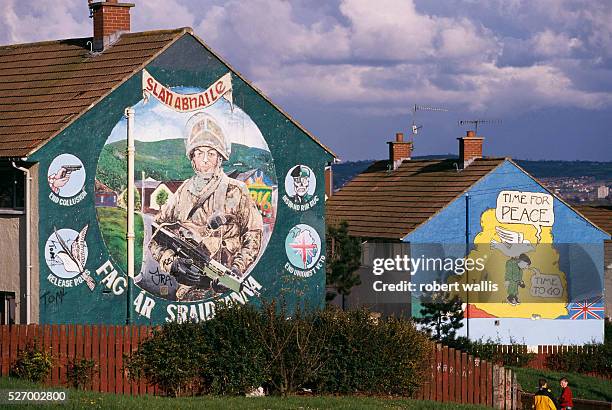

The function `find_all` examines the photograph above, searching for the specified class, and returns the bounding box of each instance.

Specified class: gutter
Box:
[11,158,31,324]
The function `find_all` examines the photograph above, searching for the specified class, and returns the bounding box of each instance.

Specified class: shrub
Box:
[125,302,433,397]
[449,337,536,367]
[66,358,97,390]
[124,322,204,397]
[311,308,432,395]
[545,321,612,377]
[197,303,269,395]
[11,345,53,383]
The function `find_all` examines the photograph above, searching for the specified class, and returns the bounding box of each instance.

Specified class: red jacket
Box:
[559,386,574,408]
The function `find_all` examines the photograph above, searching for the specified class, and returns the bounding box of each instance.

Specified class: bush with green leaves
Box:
[66,358,97,390]
[11,345,53,383]
[312,309,432,395]
[124,304,268,397]
[125,302,433,397]
[545,321,612,377]
[197,303,269,395]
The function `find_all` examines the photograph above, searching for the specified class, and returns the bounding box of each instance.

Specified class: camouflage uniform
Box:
[149,113,263,301]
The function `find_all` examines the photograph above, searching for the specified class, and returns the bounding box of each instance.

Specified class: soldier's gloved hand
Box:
[207,213,235,230]
[231,266,243,279]
[170,258,201,286]
[211,267,242,294]
[207,213,227,230]
[519,280,526,288]
[211,278,230,294]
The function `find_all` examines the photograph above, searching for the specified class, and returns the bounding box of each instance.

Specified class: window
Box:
[0,292,15,325]
[0,161,24,210]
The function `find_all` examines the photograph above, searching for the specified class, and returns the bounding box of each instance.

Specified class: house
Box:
[94,179,117,207]
[327,132,609,345]
[133,178,160,210]
[147,180,182,212]
[573,205,612,320]
[117,178,161,211]
[0,1,335,325]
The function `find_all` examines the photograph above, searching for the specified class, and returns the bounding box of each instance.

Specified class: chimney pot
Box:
[466,130,475,138]
[396,132,404,142]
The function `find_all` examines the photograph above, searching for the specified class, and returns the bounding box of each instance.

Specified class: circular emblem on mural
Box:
[282,165,318,211]
[47,154,87,206]
[44,225,96,290]
[95,88,276,303]
[284,224,322,278]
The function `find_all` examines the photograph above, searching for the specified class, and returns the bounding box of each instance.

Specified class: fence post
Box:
[474,356,481,404]
[505,368,513,409]
[512,370,519,410]
[442,345,449,402]
[448,347,455,402]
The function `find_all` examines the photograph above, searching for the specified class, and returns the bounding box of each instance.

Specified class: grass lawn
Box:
[0,378,491,409]
[96,207,144,274]
[512,367,612,402]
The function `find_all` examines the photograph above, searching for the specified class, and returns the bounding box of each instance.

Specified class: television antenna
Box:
[410,104,448,142]
[458,119,502,135]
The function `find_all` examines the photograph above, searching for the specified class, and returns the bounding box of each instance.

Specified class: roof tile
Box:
[0,29,187,157]
[574,206,612,237]
[326,158,506,239]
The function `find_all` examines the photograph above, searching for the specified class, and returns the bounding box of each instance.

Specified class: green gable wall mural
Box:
[33,34,333,324]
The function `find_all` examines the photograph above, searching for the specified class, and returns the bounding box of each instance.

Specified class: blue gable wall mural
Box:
[406,160,607,345]
[31,34,334,324]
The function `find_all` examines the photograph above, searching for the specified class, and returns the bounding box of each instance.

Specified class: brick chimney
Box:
[388,132,412,170]
[89,0,135,51]
[458,130,484,168]
[324,165,333,199]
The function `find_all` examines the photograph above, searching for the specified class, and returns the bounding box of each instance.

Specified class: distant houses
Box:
[148,181,182,212]
[106,171,276,217]
[115,178,183,214]
[94,180,117,207]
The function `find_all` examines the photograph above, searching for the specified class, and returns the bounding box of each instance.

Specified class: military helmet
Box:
[184,113,229,160]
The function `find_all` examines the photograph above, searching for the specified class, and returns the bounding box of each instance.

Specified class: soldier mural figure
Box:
[149,112,263,301]
[290,165,313,204]
[504,253,529,305]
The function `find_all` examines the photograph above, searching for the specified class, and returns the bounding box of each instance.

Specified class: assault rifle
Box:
[150,222,260,297]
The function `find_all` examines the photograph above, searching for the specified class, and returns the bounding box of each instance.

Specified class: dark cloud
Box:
[0,0,610,160]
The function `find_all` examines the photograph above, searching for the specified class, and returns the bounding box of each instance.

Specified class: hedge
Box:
[124,302,432,397]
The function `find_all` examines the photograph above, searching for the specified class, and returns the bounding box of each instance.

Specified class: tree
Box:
[155,189,169,207]
[325,220,361,306]
[134,188,142,210]
[415,292,464,343]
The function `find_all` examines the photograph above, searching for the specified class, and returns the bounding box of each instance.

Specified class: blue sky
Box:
[2,0,610,161]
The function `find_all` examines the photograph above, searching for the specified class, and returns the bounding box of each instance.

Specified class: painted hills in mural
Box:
[97,139,276,192]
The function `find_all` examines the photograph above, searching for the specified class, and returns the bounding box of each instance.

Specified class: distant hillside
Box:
[333,158,612,190]
[97,139,275,192]
[514,160,612,179]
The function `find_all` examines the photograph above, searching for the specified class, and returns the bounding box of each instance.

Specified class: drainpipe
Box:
[465,193,470,339]
[11,159,31,324]
[125,107,135,325]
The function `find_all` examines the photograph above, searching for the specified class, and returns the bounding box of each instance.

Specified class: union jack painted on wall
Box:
[568,297,605,320]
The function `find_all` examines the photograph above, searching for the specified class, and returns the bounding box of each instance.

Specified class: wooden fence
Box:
[0,324,157,394]
[415,343,519,409]
[495,344,609,379]
[0,325,522,408]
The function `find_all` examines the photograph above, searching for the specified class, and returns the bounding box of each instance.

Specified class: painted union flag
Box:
[568,297,604,320]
